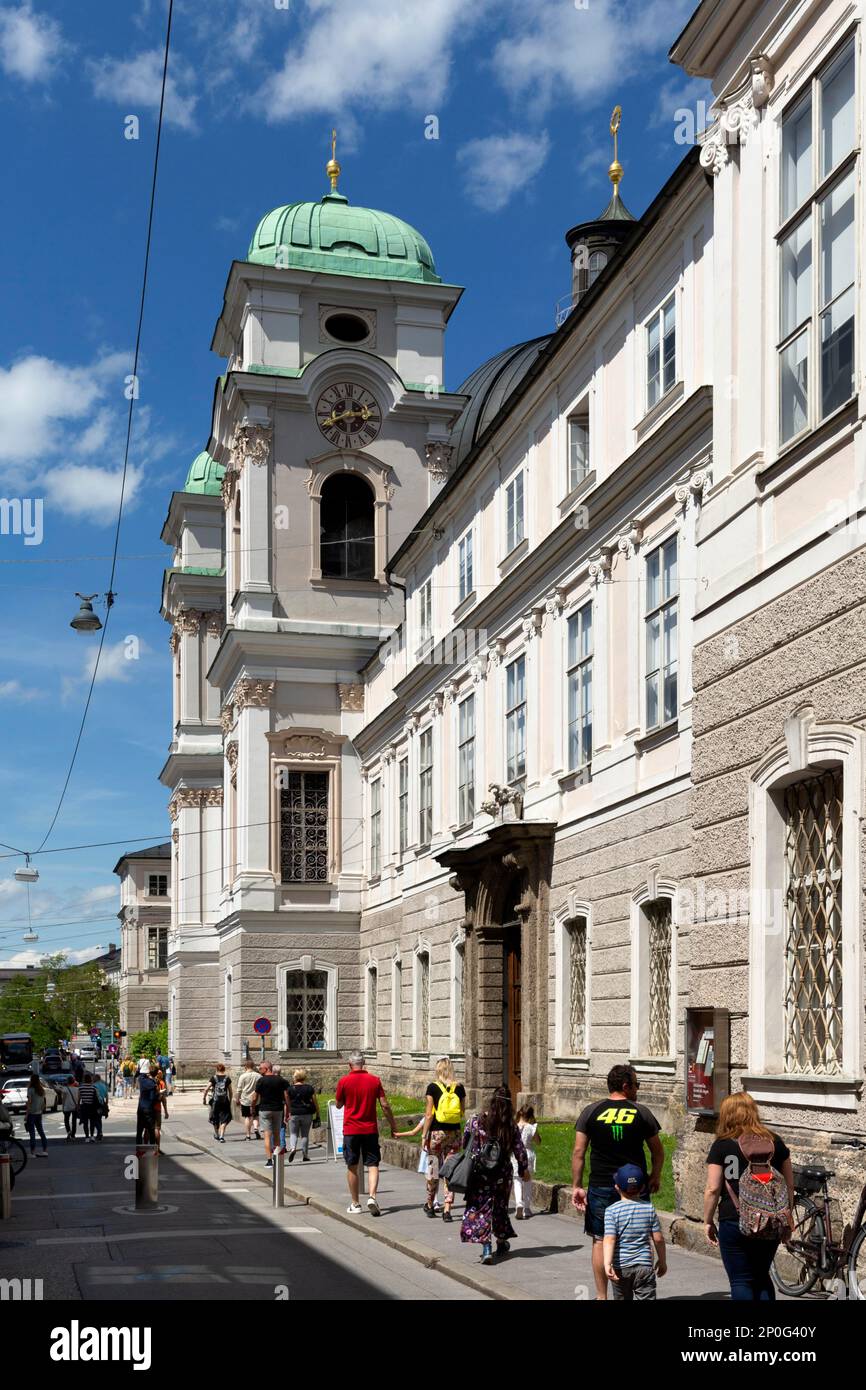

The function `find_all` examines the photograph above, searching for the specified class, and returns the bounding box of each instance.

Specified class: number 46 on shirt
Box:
[596,1107,637,1125]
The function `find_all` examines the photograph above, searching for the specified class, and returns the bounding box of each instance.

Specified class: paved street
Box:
[0,1092,488,1301]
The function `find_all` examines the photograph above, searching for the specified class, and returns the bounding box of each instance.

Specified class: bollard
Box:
[273,1147,285,1208]
[0,1154,11,1221]
[135,1145,159,1210]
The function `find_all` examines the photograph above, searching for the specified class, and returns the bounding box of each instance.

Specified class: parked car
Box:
[0,1075,43,1114]
[41,1051,65,1075]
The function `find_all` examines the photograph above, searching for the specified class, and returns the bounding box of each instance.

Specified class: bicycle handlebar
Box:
[831,1137,866,1148]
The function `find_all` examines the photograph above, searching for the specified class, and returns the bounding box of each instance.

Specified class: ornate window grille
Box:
[280,771,328,882]
[783,768,844,1075]
[392,959,403,1050]
[367,966,378,1051]
[417,952,430,1050]
[286,969,328,1050]
[646,899,672,1056]
[567,917,588,1054]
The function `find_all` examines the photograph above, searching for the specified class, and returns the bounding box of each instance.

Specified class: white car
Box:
[0,1074,58,1114]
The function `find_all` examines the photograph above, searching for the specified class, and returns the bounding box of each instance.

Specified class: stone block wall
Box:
[169,956,221,1077]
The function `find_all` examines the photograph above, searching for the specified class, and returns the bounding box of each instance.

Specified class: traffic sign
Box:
[253,1016,271,1035]
[107,1044,118,1056]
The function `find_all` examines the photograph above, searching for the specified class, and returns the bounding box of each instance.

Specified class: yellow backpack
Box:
[434,1082,462,1125]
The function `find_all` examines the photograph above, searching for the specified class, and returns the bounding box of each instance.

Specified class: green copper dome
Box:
[247,192,440,283]
[184,451,224,496]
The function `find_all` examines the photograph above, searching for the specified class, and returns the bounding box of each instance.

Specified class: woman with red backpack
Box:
[704,1092,795,1300]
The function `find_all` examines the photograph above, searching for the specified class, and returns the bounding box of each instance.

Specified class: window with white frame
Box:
[566,916,589,1055]
[398,756,409,857]
[457,695,475,825]
[646,899,673,1057]
[567,414,590,493]
[279,771,329,881]
[567,602,593,769]
[366,963,378,1052]
[147,927,168,971]
[646,294,676,410]
[645,537,678,730]
[414,948,430,1051]
[147,874,168,897]
[418,728,433,845]
[457,528,474,603]
[778,39,856,446]
[391,956,403,1050]
[506,655,527,781]
[783,768,843,1074]
[285,969,328,1050]
[505,471,525,554]
[417,578,433,657]
[370,777,381,876]
[451,935,465,1052]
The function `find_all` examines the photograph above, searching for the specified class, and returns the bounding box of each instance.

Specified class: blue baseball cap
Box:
[613,1163,647,1194]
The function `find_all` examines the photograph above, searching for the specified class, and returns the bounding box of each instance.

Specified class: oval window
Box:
[324,312,370,344]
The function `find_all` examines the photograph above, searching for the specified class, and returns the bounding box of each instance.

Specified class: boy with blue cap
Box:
[602,1162,667,1300]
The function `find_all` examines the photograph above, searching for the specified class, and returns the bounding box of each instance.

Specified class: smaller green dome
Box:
[184,451,224,496]
[248,192,440,283]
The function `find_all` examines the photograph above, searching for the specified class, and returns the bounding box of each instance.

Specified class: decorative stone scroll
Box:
[698,60,771,178]
[425,441,454,483]
[220,703,235,736]
[225,741,238,771]
[337,683,365,713]
[588,547,613,586]
[617,519,644,559]
[277,734,329,760]
[232,678,275,711]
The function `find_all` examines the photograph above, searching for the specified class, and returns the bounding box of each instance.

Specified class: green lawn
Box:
[316,1093,423,1121]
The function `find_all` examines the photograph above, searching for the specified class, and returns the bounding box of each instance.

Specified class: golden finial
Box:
[608,105,624,198]
[326,128,341,193]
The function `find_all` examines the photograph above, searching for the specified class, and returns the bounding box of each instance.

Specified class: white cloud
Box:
[87,47,198,131]
[457,131,551,212]
[490,0,695,115]
[45,462,143,526]
[0,679,44,702]
[61,638,151,703]
[255,0,485,121]
[0,2,62,83]
[0,352,129,468]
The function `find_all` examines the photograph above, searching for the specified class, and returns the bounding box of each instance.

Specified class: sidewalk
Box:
[171,1105,731,1301]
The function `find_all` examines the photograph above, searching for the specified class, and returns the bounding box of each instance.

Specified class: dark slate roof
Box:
[112,842,171,875]
[450,336,552,466]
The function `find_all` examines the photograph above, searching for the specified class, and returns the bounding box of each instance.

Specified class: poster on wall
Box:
[328,1099,345,1160]
[684,1007,730,1115]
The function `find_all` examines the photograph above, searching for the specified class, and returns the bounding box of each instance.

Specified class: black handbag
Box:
[441,1131,477,1193]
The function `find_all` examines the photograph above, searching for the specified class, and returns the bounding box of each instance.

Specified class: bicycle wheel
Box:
[846,1224,866,1300]
[771,1196,823,1295]
[8,1139,27,1177]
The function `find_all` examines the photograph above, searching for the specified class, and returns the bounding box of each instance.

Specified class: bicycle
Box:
[0,1120,28,1188]
[771,1137,866,1299]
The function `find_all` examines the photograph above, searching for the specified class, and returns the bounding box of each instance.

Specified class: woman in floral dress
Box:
[460,1086,530,1264]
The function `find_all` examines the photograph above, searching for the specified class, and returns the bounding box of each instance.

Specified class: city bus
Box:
[0,1032,34,1073]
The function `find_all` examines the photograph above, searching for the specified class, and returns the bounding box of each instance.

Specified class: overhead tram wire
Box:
[26,0,175,859]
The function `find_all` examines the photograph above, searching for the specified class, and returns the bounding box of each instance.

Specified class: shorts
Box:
[609,1264,657,1301]
[258,1109,283,1139]
[343,1133,381,1168]
[585,1185,620,1238]
[240,1104,253,1118]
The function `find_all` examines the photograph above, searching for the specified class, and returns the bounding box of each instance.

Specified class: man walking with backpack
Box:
[335,1053,398,1217]
[572,1064,665,1300]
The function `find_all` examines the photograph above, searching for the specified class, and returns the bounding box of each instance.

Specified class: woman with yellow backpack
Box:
[421,1056,466,1221]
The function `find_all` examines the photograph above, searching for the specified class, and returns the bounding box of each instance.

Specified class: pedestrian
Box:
[235,1059,261,1141]
[704,1092,794,1301]
[153,1067,169,1154]
[459,1085,529,1264]
[419,1055,465,1220]
[603,1163,667,1300]
[120,1056,136,1098]
[93,1073,110,1142]
[513,1103,541,1220]
[253,1061,289,1167]
[571,1063,665,1300]
[138,1055,150,1076]
[24,1073,49,1157]
[204,1063,233,1143]
[136,1065,160,1147]
[335,1052,397,1216]
[60,1076,80,1141]
[285,1067,321,1163]
[164,1057,173,1095]
[77,1073,100,1142]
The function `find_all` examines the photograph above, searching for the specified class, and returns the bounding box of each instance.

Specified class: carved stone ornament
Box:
[201,787,223,808]
[230,420,272,472]
[221,466,239,509]
[521,607,545,642]
[588,547,613,585]
[750,55,774,109]
[225,740,239,771]
[279,734,328,760]
[220,704,235,736]
[675,464,713,511]
[169,786,222,819]
[699,94,759,177]
[232,678,275,711]
[425,441,455,483]
[171,828,179,845]
[173,607,202,640]
[480,782,524,821]
[487,638,507,667]
[617,519,644,558]
[469,656,487,685]
[337,683,365,713]
[205,611,223,638]
[382,744,397,765]
[545,587,567,619]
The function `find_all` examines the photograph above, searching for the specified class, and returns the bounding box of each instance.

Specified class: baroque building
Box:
[113,843,171,1035]
[161,0,866,1222]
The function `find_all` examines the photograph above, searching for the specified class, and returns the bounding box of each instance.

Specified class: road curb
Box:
[175,1132,540,1301]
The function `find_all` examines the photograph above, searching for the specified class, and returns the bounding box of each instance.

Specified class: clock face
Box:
[315,382,382,449]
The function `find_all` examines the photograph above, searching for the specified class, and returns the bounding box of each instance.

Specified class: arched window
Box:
[588,250,608,286]
[319,473,375,579]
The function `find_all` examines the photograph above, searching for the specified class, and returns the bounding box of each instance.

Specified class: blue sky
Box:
[0,0,708,965]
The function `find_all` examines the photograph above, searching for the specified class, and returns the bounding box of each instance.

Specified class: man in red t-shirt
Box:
[335,1052,397,1216]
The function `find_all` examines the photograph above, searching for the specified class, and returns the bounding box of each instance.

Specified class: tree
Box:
[128,1020,169,1060]
[0,953,120,1051]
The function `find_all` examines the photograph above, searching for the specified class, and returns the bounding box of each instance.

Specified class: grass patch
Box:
[316,1093,423,1120]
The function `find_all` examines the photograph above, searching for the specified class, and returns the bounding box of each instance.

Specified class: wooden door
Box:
[504,936,522,1096]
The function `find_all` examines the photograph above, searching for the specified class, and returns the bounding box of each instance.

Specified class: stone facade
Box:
[113,846,171,1041]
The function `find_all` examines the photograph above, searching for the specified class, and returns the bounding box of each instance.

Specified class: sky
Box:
[0,0,709,966]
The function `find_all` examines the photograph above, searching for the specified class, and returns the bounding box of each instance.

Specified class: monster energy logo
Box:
[611,1125,624,1142]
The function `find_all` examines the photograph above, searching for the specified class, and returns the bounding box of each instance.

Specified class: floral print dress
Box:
[460,1114,529,1245]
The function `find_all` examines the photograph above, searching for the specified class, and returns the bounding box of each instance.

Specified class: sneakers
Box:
[442,1208,454,1223]
[423,1203,437,1218]
[347,1202,362,1214]
[515,1206,524,1221]
[367,1196,381,1216]
[287,1149,296,1163]
[481,1242,493,1265]
[35,1150,48,1158]
[302,1154,310,1162]
[265,1158,273,1168]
